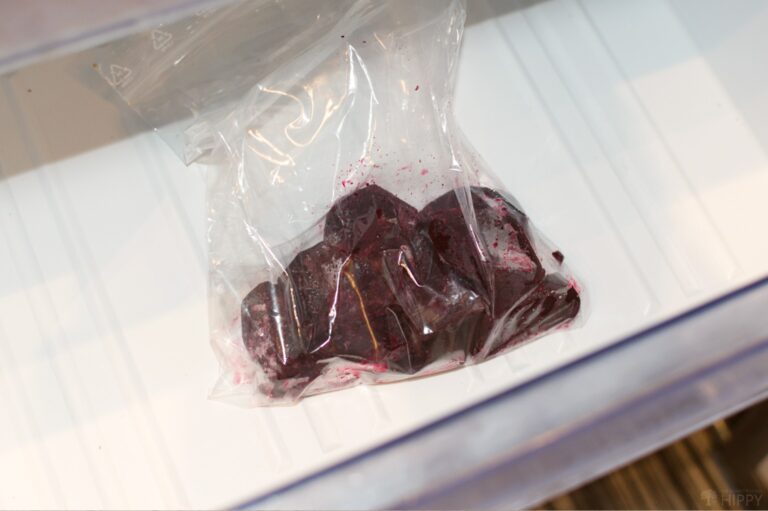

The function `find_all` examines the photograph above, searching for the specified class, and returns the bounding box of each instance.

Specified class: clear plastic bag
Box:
[94,0,582,405]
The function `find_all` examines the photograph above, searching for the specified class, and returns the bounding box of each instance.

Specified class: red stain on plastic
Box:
[366,362,388,373]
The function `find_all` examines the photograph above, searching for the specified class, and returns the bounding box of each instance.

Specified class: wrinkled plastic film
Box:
[95,0,582,405]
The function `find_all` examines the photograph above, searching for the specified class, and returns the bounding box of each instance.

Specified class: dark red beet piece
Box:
[474,273,580,359]
[324,184,420,254]
[283,242,348,354]
[321,184,434,368]
[242,183,580,399]
[419,189,494,307]
[241,280,320,398]
[421,187,547,314]
[324,183,484,370]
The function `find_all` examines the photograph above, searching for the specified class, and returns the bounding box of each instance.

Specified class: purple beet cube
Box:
[472,187,545,312]
[381,243,485,337]
[322,184,482,369]
[324,184,420,254]
[421,187,578,356]
[327,256,394,361]
[283,241,348,354]
[420,190,494,306]
[421,187,546,315]
[480,273,580,358]
[241,281,301,369]
[241,280,320,399]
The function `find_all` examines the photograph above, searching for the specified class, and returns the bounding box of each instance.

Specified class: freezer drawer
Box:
[1,0,767,509]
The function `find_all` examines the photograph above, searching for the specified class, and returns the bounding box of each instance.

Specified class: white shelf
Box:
[1,0,767,508]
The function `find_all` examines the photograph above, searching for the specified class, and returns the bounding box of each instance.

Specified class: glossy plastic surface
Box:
[0,0,228,75]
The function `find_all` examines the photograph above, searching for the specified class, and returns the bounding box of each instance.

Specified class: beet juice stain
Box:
[242,184,580,399]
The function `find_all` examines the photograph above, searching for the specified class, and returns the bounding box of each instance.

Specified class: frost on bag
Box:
[95,0,581,404]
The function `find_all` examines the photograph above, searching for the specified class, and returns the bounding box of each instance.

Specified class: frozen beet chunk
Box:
[283,239,408,365]
[322,184,483,368]
[324,184,420,254]
[382,243,485,337]
[479,273,580,358]
[420,190,493,305]
[492,262,542,315]
[471,188,542,268]
[470,187,545,312]
[423,187,546,311]
[516,274,580,339]
[284,241,348,354]
[423,186,575,358]
[380,305,422,372]
[328,257,394,361]
[420,186,545,313]
[242,281,300,367]
[377,303,480,374]
[241,281,320,398]
[469,187,576,356]
[375,226,486,372]
[328,238,442,368]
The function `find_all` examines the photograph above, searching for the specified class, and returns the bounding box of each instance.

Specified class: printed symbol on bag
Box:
[194,7,214,18]
[151,29,173,51]
[109,64,132,87]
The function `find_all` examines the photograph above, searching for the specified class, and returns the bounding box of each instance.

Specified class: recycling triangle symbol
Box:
[109,64,132,86]
[152,29,173,50]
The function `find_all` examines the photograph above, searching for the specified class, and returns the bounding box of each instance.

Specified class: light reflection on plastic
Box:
[259,85,347,149]
[373,32,387,50]
[246,127,295,168]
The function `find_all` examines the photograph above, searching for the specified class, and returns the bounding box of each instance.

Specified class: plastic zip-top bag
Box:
[94,0,582,405]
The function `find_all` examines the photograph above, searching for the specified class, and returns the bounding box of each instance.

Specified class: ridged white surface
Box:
[1,0,768,508]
